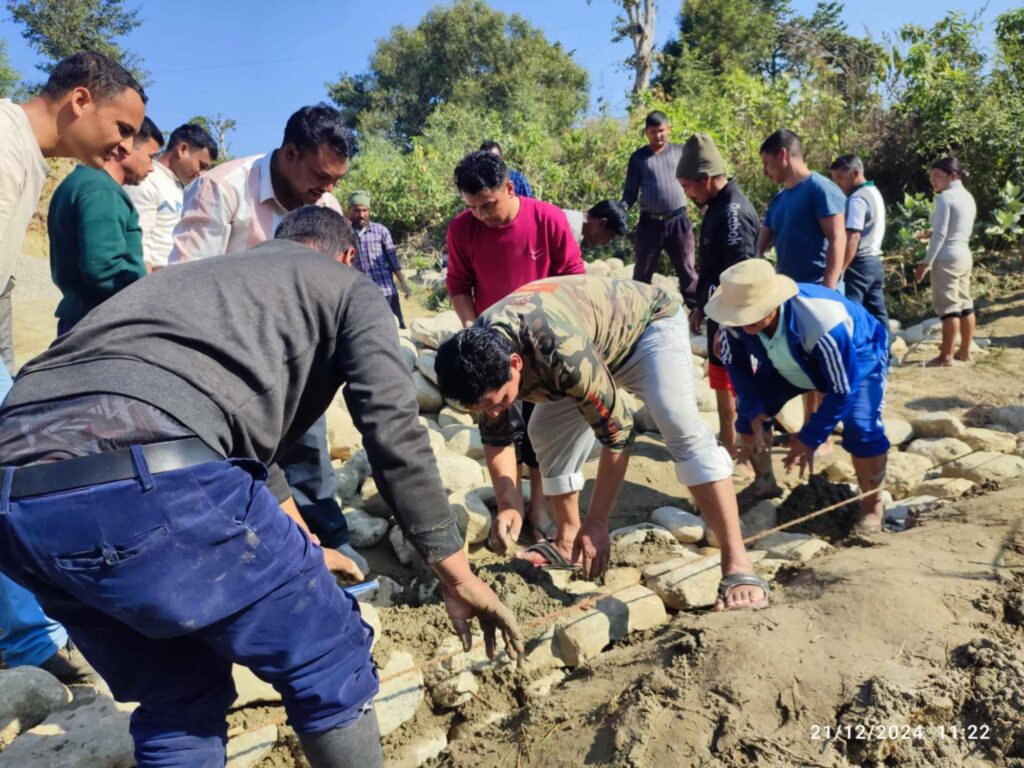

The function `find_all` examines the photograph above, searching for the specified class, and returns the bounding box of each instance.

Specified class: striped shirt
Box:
[622,144,686,214]
[167,153,341,262]
[353,221,401,297]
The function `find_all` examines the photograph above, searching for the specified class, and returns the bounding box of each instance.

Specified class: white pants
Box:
[527,310,733,496]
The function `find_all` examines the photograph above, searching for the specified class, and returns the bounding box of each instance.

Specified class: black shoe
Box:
[39,640,100,685]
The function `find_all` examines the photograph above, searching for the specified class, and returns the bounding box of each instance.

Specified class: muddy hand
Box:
[441,575,524,660]
[323,548,364,585]
[783,435,814,479]
[572,520,611,580]
[488,508,522,555]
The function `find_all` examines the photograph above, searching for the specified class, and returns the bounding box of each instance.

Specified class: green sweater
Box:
[48,165,146,326]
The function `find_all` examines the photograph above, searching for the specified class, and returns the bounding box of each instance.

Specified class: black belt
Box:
[639,207,686,222]
[6,438,226,500]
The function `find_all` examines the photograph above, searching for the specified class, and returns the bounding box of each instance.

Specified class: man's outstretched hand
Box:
[323,547,365,584]
[440,573,524,660]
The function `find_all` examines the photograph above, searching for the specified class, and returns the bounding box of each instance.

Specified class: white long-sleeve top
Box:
[923,180,976,267]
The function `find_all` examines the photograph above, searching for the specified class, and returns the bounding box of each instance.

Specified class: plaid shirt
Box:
[354,221,401,296]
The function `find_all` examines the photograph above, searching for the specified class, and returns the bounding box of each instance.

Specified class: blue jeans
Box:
[280,416,349,549]
[0,454,378,767]
[0,573,67,666]
[0,361,69,669]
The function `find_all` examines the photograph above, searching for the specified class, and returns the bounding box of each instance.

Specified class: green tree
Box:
[187,114,237,162]
[0,39,21,98]
[326,0,588,141]
[5,0,147,82]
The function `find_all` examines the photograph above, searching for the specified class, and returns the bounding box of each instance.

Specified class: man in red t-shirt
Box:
[446,150,585,553]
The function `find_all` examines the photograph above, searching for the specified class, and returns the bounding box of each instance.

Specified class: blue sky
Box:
[1,0,1014,156]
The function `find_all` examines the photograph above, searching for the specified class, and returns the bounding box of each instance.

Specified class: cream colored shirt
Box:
[126,160,183,268]
[0,99,49,289]
[167,152,341,261]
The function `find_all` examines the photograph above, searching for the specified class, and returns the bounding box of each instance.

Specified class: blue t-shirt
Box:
[764,172,846,283]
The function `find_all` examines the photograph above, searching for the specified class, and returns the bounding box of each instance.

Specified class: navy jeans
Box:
[844,255,889,331]
[0,455,378,767]
[279,416,349,548]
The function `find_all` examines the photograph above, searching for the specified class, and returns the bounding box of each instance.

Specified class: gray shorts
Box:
[527,310,733,495]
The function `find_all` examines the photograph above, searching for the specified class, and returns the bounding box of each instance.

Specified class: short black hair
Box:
[274,205,357,256]
[282,103,357,158]
[930,156,967,179]
[587,200,629,237]
[134,116,163,148]
[42,51,147,104]
[167,123,218,160]
[830,154,863,173]
[454,150,508,194]
[645,111,669,128]
[760,129,803,158]
[435,327,514,407]
[479,140,503,156]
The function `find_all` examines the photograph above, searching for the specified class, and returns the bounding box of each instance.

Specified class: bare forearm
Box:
[452,294,477,328]
[842,232,860,272]
[823,238,844,289]
[757,227,773,258]
[485,444,523,513]
[585,447,630,526]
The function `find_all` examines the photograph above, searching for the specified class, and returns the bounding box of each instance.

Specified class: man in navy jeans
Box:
[0,207,521,767]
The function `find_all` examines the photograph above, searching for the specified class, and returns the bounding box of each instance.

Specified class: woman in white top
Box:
[914,156,977,366]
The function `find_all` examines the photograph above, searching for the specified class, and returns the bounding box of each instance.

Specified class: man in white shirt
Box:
[166,104,367,572]
[126,123,217,270]
[829,154,888,330]
[0,50,146,687]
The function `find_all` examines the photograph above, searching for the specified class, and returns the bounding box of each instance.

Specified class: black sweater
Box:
[3,241,462,563]
[696,180,760,309]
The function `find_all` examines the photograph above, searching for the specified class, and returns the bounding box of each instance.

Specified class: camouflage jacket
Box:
[478,276,681,451]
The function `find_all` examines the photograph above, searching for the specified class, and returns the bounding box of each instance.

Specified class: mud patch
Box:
[609,532,691,569]
[776,474,859,541]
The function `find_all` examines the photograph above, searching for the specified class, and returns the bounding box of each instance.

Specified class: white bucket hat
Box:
[704,259,798,327]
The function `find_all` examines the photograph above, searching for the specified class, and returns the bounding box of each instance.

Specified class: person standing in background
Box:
[621,111,697,308]
[480,140,533,197]
[166,103,368,574]
[347,190,411,327]
[126,122,218,271]
[915,156,977,367]
[676,133,759,478]
[49,116,163,334]
[829,154,889,330]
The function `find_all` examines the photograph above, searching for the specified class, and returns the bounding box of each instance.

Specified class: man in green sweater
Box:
[49,116,164,334]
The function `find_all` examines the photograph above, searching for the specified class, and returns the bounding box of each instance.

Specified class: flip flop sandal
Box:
[717,572,770,611]
[515,540,581,570]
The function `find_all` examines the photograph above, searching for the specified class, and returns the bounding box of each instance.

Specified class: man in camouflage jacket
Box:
[435,275,768,611]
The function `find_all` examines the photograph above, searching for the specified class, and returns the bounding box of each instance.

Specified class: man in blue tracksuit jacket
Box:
[706,258,890,532]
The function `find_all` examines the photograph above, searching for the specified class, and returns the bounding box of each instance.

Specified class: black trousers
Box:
[632,212,697,308]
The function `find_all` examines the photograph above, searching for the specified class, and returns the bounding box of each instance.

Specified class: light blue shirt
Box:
[758,302,816,390]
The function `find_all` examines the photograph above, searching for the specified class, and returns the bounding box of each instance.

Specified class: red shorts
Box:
[707,362,735,393]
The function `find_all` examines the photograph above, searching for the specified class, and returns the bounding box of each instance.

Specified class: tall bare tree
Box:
[614,0,658,94]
